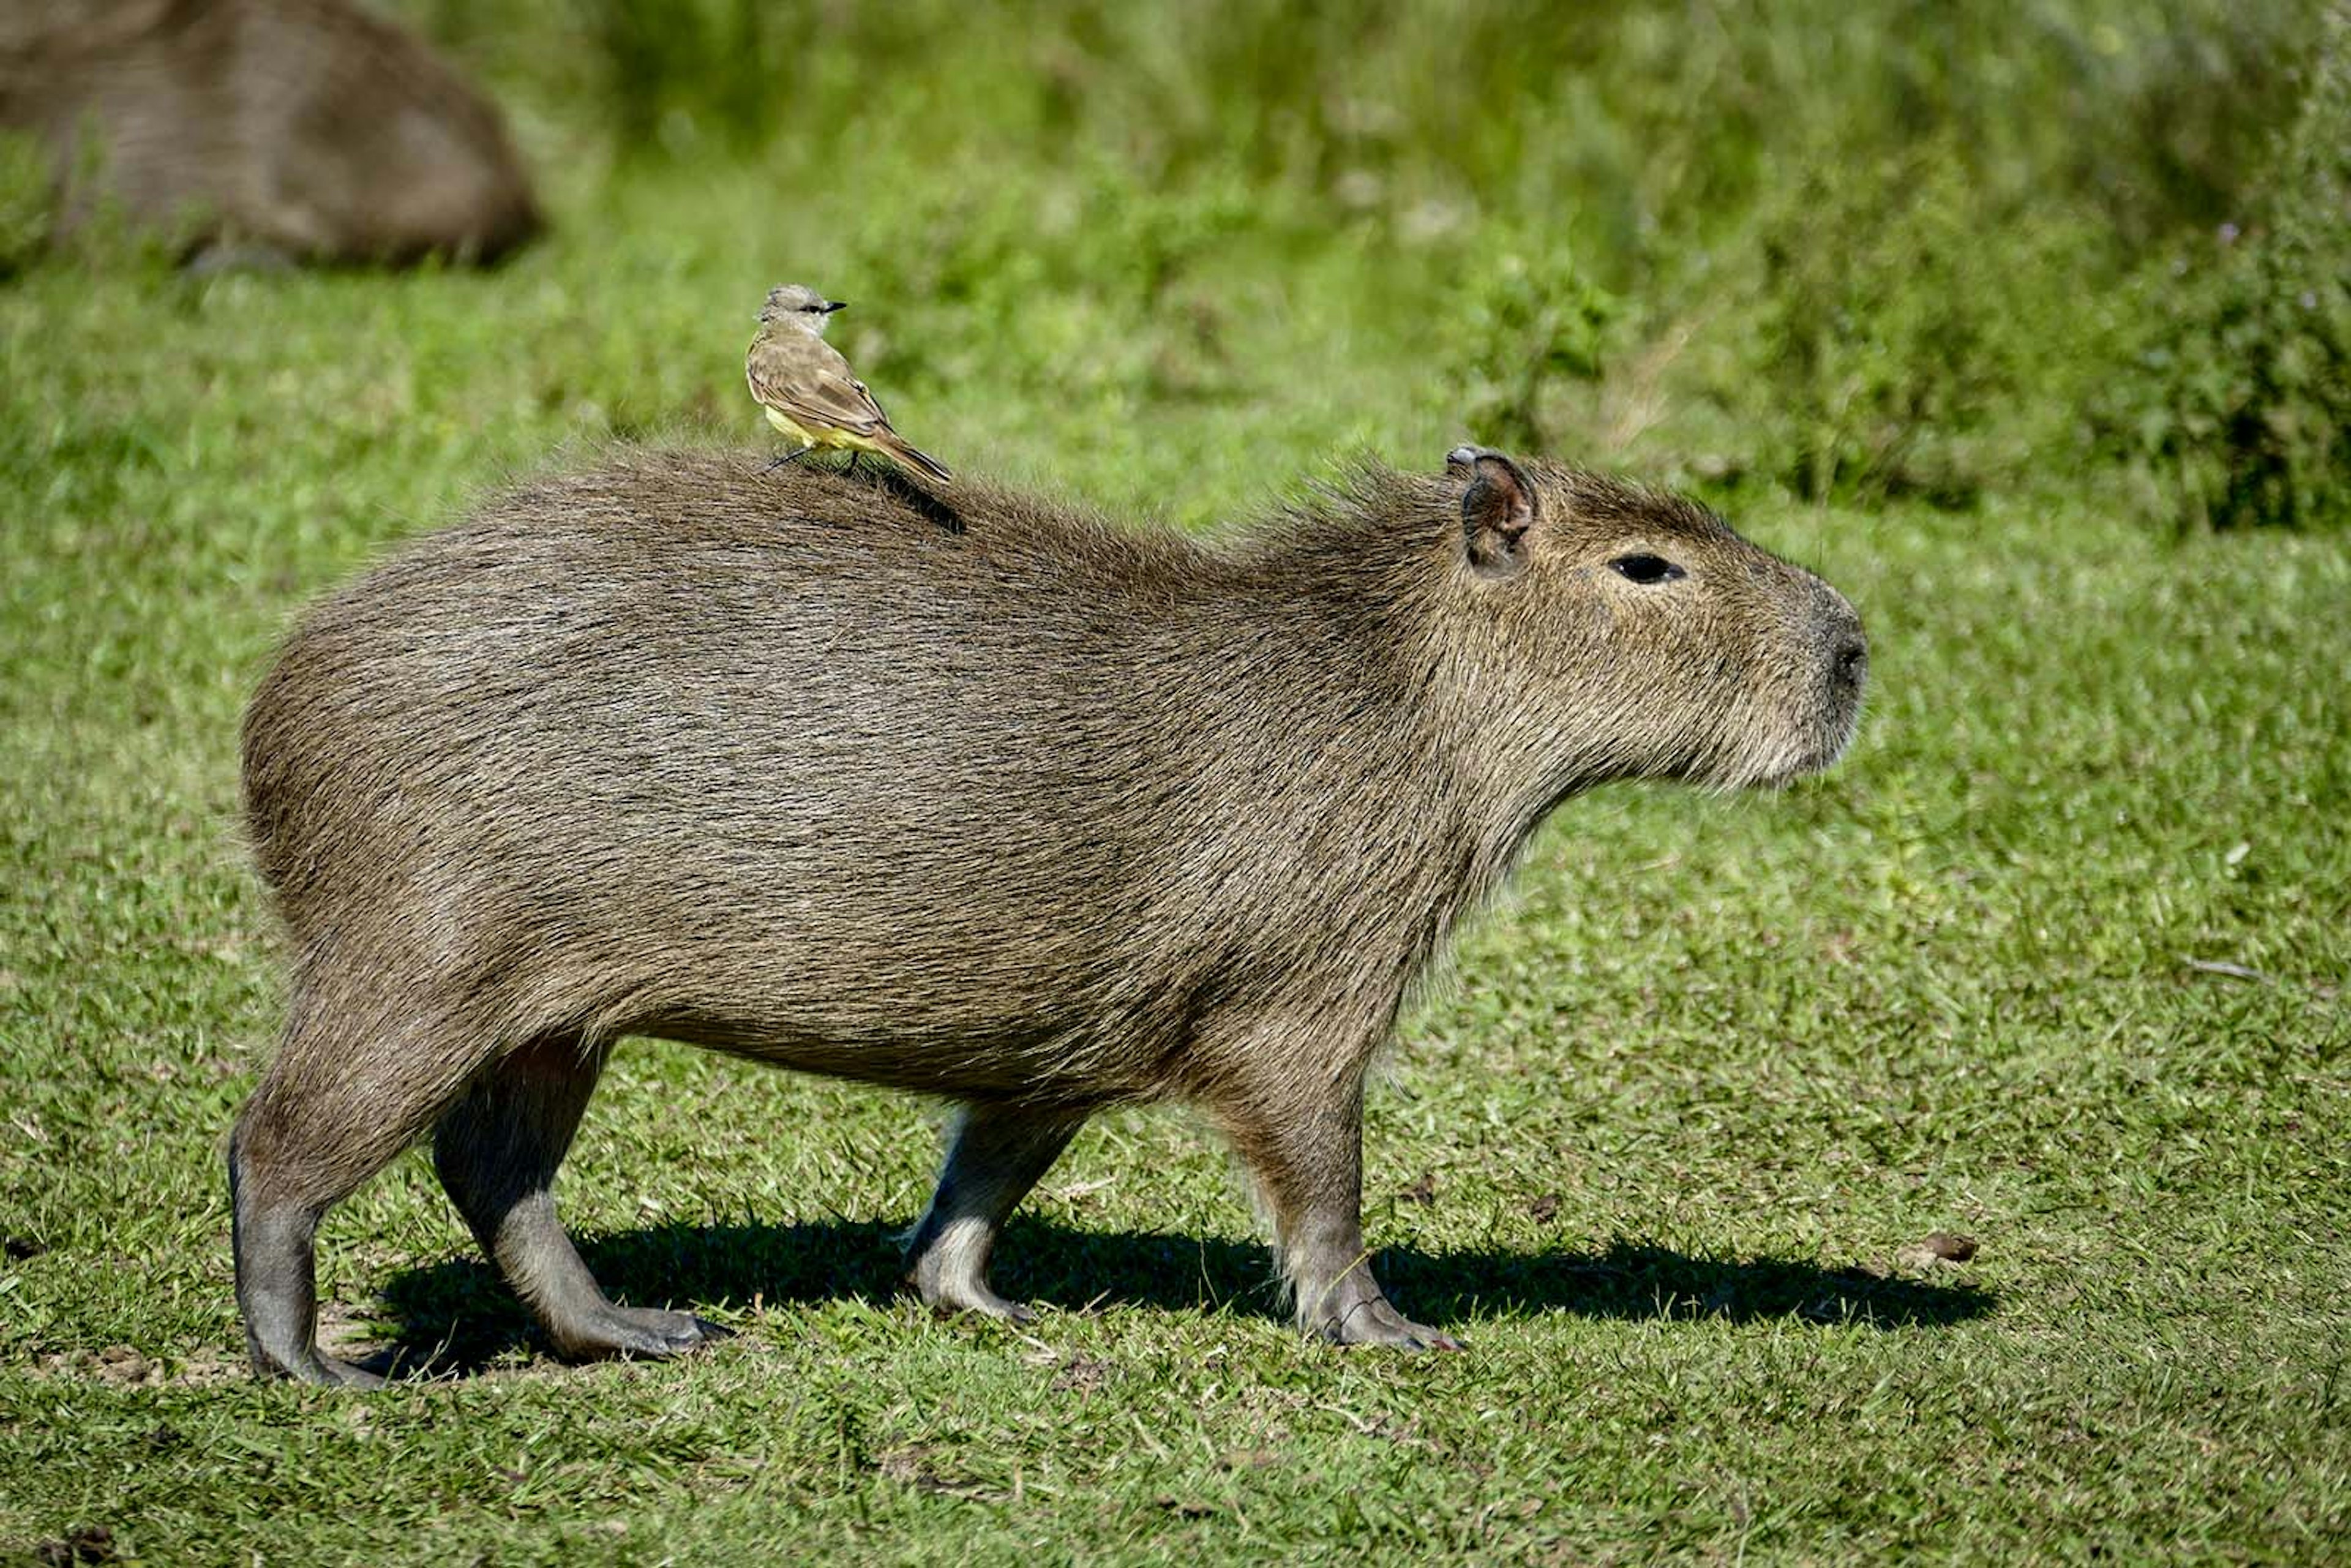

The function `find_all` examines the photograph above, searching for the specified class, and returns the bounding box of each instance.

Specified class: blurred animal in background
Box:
[0,0,540,266]
[746,283,954,484]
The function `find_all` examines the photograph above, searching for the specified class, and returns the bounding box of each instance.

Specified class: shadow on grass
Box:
[370,1218,1995,1377]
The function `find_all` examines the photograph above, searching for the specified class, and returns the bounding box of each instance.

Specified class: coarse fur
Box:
[0,0,539,265]
[230,445,1867,1384]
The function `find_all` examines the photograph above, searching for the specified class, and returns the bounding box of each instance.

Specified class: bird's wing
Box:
[747,338,896,437]
[848,375,890,425]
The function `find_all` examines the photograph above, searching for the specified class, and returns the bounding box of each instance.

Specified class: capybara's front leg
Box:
[1215,1068,1461,1351]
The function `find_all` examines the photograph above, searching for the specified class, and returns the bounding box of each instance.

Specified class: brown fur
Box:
[229,445,1866,1382]
[0,0,538,264]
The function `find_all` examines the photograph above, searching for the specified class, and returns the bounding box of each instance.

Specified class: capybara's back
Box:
[246,452,1250,1101]
[232,445,1867,1384]
[1,0,539,264]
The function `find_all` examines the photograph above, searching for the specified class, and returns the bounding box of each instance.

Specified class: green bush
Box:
[0,130,51,277]
[798,161,1275,411]
[391,0,2334,514]
[414,1,2321,274]
[1714,141,2101,507]
[2096,8,2351,530]
[1444,242,1616,452]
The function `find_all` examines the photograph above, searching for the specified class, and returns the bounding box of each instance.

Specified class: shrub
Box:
[0,130,51,277]
[1445,243,1616,453]
[1720,140,2101,507]
[2095,7,2351,530]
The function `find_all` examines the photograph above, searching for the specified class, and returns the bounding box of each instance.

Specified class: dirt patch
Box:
[29,1342,247,1387]
[1894,1232,1981,1271]
[1049,1351,1114,1394]
[34,1523,118,1564]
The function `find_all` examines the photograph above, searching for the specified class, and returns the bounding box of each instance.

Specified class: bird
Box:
[744,283,951,484]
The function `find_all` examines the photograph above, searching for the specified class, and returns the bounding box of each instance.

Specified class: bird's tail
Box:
[879,433,953,486]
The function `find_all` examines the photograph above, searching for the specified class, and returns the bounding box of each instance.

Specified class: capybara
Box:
[231,445,1867,1384]
[0,0,538,264]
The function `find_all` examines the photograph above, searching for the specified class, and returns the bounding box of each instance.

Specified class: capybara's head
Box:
[1424,446,1866,800]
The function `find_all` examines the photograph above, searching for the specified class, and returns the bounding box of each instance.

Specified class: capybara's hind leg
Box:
[904,1103,1087,1321]
[432,1033,714,1362]
[229,1125,385,1388]
[231,1016,468,1387]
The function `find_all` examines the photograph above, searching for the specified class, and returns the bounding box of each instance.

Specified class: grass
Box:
[4,4,2350,1562]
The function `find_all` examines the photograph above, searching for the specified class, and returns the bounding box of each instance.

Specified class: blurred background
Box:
[6,0,2345,530]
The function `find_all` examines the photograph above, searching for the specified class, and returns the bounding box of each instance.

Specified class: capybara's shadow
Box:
[753,459,965,533]
[370,1220,1994,1377]
[855,462,965,534]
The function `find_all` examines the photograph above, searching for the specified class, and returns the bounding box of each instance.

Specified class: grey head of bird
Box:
[758,283,847,334]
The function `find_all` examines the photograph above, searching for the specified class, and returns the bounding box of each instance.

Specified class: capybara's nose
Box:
[1835,631,1868,691]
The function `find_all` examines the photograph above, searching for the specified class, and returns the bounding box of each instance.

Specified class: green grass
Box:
[4,8,2350,1562]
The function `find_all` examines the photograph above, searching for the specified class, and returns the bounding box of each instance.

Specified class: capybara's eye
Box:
[1610,553,1685,584]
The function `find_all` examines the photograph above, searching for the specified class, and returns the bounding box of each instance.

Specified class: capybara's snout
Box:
[1810,579,1869,771]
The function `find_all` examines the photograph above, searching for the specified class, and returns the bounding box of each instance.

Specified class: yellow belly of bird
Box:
[763,405,888,457]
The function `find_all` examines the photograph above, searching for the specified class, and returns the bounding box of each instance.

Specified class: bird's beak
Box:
[823,300,848,313]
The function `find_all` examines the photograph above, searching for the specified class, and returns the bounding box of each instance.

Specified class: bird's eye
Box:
[1609,553,1684,585]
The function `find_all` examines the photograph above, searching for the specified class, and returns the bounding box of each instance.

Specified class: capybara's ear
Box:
[1450,446,1539,579]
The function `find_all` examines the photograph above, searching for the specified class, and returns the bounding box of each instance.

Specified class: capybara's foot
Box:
[549,1304,724,1362]
[313,1354,392,1388]
[910,1274,1038,1323]
[1318,1294,1462,1352]
[251,1345,389,1389]
[906,1242,1037,1322]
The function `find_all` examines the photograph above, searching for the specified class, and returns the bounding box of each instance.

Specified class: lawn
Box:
[2,3,2349,1562]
